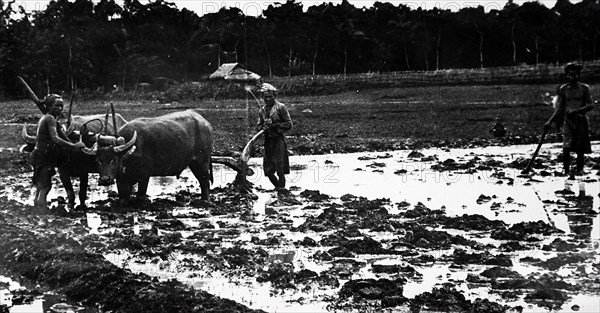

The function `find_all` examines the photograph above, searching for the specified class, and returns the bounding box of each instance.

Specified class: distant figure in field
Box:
[489,115,507,138]
[31,94,85,211]
[544,63,594,176]
[256,83,293,194]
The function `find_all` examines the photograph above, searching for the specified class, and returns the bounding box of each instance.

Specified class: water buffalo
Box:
[22,113,128,209]
[82,110,213,202]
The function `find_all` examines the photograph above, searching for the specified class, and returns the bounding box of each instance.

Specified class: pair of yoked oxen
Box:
[22,105,257,210]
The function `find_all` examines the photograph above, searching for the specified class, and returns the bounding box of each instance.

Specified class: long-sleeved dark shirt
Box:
[257,101,293,137]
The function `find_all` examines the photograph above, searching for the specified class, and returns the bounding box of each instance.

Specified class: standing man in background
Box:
[257,83,293,195]
[545,63,594,177]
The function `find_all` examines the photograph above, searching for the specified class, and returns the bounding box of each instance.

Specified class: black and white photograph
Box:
[0,0,599,312]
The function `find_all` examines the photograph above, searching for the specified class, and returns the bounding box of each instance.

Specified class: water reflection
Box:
[568,182,594,238]
[0,288,12,307]
[9,299,44,313]
[86,213,102,234]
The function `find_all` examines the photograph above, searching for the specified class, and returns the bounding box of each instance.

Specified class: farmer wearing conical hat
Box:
[31,94,85,210]
[544,63,594,176]
[257,83,293,193]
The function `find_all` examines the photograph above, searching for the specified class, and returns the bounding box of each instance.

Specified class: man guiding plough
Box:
[256,83,293,195]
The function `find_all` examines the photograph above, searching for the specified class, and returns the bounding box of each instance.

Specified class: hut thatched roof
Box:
[209,63,261,81]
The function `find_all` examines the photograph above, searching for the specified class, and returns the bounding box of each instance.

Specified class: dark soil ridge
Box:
[288,134,556,157]
[0,197,263,313]
[1,189,592,312]
[0,196,517,313]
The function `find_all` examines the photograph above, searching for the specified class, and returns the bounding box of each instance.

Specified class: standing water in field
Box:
[3,142,598,313]
[85,141,598,238]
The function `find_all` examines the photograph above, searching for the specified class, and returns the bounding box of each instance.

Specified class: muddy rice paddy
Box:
[0,138,599,313]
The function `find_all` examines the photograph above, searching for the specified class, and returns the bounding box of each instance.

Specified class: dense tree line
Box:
[0,0,599,96]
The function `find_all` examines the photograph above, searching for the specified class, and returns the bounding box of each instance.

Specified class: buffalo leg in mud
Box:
[34,189,49,210]
[79,175,88,209]
[59,171,76,209]
[136,178,151,203]
[117,180,134,206]
[189,160,211,201]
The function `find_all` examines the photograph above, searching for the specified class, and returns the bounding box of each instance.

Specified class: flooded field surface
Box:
[1,141,599,313]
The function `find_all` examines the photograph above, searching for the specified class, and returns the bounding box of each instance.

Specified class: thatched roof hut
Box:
[209,63,261,82]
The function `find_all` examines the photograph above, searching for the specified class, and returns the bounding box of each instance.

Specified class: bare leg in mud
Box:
[564,150,587,178]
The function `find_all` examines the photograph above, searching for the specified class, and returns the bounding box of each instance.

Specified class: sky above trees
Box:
[16,0,571,17]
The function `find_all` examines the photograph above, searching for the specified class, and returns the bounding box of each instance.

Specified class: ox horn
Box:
[75,123,90,145]
[19,144,34,153]
[81,142,98,156]
[21,124,37,144]
[113,131,137,154]
[80,118,104,139]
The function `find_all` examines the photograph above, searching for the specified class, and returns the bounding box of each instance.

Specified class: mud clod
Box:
[339,278,406,300]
